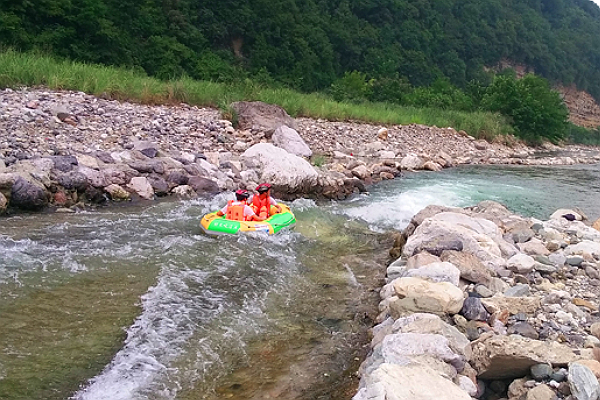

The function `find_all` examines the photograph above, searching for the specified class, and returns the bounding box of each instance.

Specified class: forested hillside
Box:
[1,0,600,99]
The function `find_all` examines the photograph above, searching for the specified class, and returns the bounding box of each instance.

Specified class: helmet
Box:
[256,183,272,193]
[235,189,249,199]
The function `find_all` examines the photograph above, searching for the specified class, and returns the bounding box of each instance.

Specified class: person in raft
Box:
[216,189,266,221]
[250,183,283,219]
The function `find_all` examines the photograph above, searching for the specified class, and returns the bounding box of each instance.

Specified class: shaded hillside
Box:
[1,0,600,100]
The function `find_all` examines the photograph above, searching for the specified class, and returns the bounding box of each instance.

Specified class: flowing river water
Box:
[1,163,599,400]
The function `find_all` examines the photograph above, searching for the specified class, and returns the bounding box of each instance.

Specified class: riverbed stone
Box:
[401,261,461,286]
[526,384,558,400]
[400,153,423,170]
[406,252,440,269]
[508,321,539,339]
[78,166,107,188]
[574,360,600,379]
[187,176,220,195]
[507,253,536,274]
[460,297,490,321]
[480,296,541,315]
[565,241,600,258]
[440,250,494,284]
[550,209,585,221]
[504,283,531,297]
[50,155,78,172]
[104,184,130,200]
[390,277,465,316]
[531,363,554,380]
[518,238,551,256]
[126,177,154,200]
[272,125,312,157]
[403,213,509,271]
[10,177,48,210]
[470,334,583,379]
[353,363,471,400]
[383,313,472,360]
[569,362,600,400]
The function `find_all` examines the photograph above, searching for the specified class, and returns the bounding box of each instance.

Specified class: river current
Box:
[1,163,599,400]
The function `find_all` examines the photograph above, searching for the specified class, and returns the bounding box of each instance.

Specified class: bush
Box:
[402,78,473,111]
[329,71,373,103]
[368,75,412,104]
[566,123,600,145]
[481,74,569,144]
[194,51,246,83]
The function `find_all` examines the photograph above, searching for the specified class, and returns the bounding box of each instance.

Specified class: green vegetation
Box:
[1,0,599,99]
[567,124,600,146]
[310,154,327,167]
[482,73,569,144]
[0,50,513,139]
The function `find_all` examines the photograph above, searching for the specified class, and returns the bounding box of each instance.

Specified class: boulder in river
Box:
[10,177,49,210]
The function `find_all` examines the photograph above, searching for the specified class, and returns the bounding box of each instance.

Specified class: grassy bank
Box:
[0,49,513,139]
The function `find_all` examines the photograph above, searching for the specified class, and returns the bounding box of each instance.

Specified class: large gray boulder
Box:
[390,277,465,316]
[10,177,49,210]
[241,143,318,194]
[403,213,511,271]
[231,101,297,134]
[272,125,312,157]
[187,176,220,195]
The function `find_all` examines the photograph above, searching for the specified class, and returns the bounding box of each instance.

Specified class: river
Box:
[1,163,599,400]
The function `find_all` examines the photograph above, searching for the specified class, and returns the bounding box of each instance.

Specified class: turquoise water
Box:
[0,163,598,400]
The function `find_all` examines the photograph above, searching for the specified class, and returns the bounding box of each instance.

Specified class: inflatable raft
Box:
[200,204,296,235]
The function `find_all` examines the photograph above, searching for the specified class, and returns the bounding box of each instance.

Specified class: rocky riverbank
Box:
[356,203,600,400]
[1,87,600,214]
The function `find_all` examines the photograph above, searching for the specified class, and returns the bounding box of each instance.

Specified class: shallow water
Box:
[0,163,599,400]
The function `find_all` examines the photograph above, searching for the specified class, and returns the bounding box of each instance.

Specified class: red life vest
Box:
[251,194,270,219]
[226,200,249,221]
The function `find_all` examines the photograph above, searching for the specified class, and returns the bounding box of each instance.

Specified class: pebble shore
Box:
[1,87,600,214]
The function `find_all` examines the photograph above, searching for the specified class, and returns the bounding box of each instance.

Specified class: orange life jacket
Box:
[226,200,249,221]
[251,194,270,219]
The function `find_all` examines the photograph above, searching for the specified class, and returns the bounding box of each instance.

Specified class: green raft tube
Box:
[200,204,296,235]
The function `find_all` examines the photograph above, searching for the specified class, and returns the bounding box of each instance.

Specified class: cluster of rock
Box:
[0,88,368,213]
[355,202,600,400]
[1,87,600,214]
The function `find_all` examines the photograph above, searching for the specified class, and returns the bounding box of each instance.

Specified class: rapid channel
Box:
[0,163,598,400]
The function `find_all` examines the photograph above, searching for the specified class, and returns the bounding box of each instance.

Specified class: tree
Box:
[482,73,569,144]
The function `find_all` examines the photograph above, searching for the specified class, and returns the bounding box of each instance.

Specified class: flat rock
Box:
[471,334,584,379]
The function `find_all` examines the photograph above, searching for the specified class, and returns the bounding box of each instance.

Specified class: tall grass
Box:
[0,49,513,139]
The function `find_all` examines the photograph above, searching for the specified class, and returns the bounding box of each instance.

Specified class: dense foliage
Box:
[2,0,600,95]
[2,0,599,144]
[481,73,570,144]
